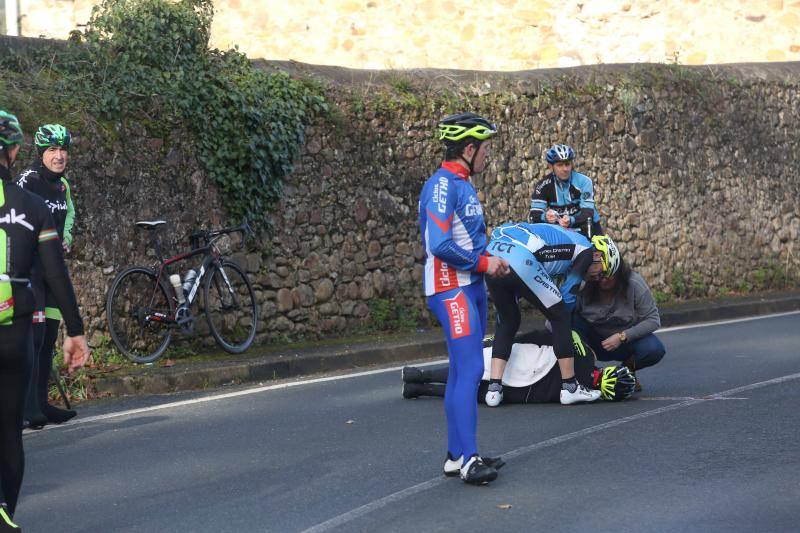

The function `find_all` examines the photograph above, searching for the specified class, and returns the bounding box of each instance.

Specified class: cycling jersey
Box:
[16,161,75,246]
[528,171,601,237]
[419,161,488,296]
[481,341,555,387]
[0,176,83,336]
[487,222,594,309]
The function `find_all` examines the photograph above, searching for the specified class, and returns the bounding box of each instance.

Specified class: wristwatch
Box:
[618,331,627,343]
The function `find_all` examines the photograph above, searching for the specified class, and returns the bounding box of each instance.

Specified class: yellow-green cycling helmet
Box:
[591,234,621,277]
[437,112,497,143]
[598,365,636,401]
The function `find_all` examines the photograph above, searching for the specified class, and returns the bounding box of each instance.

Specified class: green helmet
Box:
[437,112,497,143]
[34,124,71,152]
[0,111,24,148]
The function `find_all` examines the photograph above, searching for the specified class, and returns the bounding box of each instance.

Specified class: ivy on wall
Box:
[1,0,325,230]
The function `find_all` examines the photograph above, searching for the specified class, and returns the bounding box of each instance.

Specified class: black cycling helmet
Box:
[0,110,24,169]
[595,365,636,401]
[437,112,497,174]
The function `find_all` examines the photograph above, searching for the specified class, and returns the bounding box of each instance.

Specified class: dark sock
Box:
[561,376,578,393]
[489,378,502,385]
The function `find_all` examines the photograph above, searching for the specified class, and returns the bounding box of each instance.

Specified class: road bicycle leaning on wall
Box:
[106,220,259,363]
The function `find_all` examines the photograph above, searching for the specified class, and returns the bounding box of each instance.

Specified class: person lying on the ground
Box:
[402,329,635,406]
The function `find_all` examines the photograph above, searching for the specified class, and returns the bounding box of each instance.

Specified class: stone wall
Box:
[7,58,800,347]
[254,61,800,343]
[17,0,800,70]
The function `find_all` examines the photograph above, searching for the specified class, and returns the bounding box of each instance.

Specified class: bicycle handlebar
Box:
[189,220,252,251]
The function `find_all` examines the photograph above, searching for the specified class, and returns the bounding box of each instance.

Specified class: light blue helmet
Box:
[545,144,575,164]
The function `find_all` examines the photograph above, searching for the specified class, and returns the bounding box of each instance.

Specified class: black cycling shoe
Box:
[460,456,498,485]
[401,367,426,384]
[0,504,20,531]
[444,455,505,476]
[483,456,505,471]
[42,404,76,425]
[22,413,48,430]
[402,383,424,399]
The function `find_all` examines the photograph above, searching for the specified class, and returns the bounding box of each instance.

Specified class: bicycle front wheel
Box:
[203,260,258,353]
[106,266,174,363]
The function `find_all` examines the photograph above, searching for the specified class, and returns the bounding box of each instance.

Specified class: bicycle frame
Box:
[144,246,216,326]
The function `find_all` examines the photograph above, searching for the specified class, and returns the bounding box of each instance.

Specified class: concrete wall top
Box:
[17,0,800,70]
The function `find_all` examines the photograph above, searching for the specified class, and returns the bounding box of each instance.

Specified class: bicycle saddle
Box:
[135,220,167,229]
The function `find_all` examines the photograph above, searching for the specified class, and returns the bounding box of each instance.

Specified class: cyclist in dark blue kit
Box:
[0,111,90,531]
[528,144,602,238]
[17,124,78,428]
[419,112,509,485]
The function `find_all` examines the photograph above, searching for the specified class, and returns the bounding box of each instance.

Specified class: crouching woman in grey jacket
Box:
[573,252,665,391]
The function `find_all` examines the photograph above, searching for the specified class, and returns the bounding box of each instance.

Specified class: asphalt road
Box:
[17,312,800,533]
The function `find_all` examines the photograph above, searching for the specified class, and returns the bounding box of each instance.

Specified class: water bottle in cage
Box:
[182,269,198,297]
[169,274,185,304]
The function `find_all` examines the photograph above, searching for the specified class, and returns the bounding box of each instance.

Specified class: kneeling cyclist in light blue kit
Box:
[485,223,608,406]
[419,113,509,485]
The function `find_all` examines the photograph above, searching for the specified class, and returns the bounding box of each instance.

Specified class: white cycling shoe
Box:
[484,383,503,407]
[560,383,601,405]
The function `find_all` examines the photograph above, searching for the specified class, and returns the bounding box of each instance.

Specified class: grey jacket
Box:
[576,271,660,341]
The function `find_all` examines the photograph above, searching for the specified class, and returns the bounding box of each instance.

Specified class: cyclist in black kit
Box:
[17,124,78,428]
[0,111,90,530]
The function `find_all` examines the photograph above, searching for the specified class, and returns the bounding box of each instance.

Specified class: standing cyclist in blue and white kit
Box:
[419,112,509,485]
[485,222,604,406]
[528,144,602,238]
[0,110,90,531]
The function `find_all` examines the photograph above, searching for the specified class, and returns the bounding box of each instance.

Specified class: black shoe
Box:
[402,383,423,399]
[460,456,498,485]
[444,455,505,476]
[42,404,76,425]
[483,456,505,471]
[22,413,48,430]
[0,504,20,531]
[401,367,425,384]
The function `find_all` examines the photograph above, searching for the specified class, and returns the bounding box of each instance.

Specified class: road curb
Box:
[92,293,800,398]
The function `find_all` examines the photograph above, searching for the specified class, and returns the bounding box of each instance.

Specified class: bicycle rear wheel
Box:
[203,260,258,353]
[106,266,174,363]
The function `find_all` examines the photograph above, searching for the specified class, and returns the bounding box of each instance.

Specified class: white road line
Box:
[638,396,749,401]
[31,363,447,430]
[301,371,800,533]
[657,309,799,333]
[31,309,800,430]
